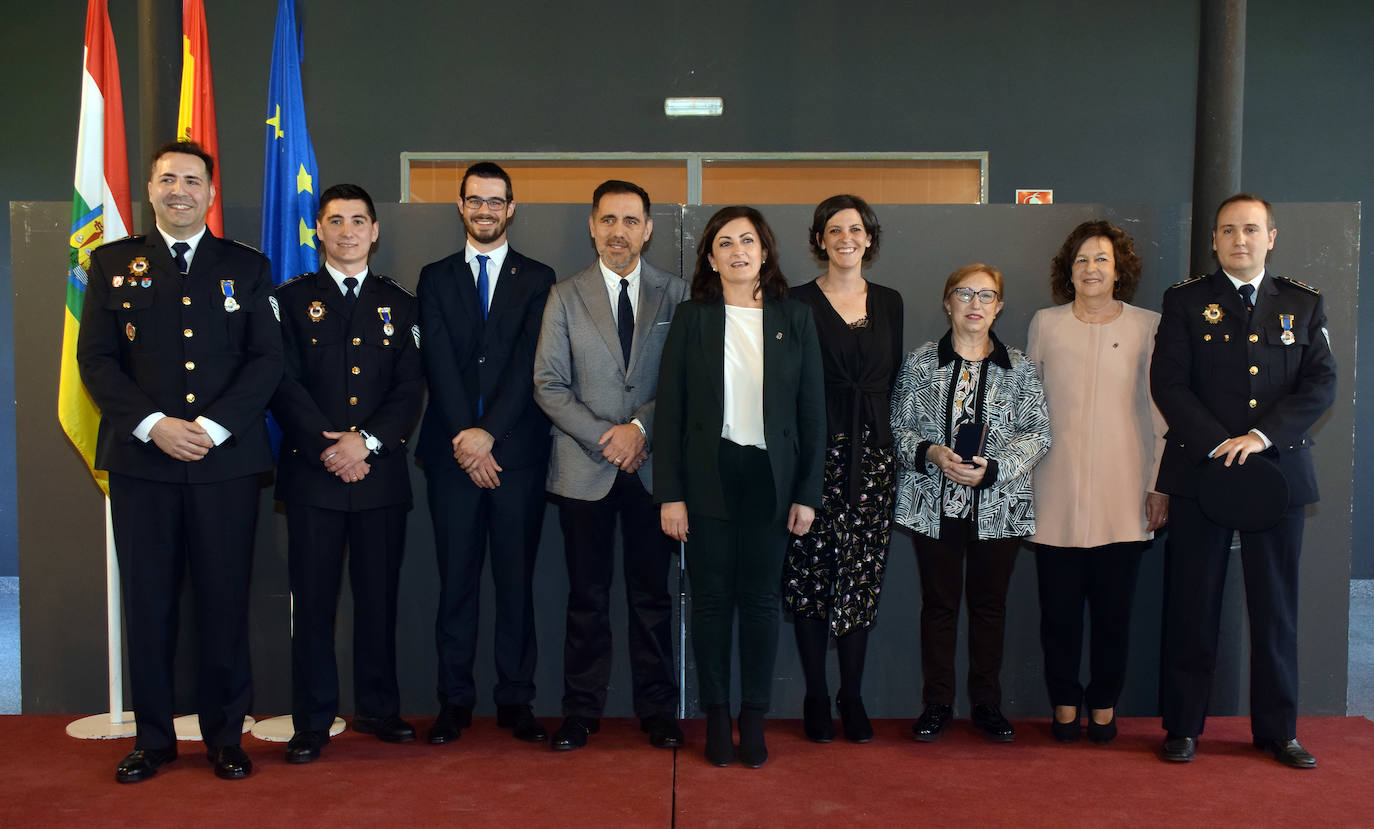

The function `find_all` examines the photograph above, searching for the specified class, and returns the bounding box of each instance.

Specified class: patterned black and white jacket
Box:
[890,330,1051,540]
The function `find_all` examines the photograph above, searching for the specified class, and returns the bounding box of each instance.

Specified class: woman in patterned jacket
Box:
[890,263,1050,744]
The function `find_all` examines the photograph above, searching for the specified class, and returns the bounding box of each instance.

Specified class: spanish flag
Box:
[62,0,131,496]
[177,0,223,235]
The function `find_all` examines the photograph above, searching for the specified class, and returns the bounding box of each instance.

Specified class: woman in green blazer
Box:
[655,205,826,768]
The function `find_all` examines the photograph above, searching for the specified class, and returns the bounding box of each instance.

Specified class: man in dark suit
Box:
[533,181,688,750]
[271,184,424,763]
[1151,194,1337,769]
[417,162,555,744]
[77,140,282,782]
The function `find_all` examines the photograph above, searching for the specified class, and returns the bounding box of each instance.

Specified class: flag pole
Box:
[65,500,135,738]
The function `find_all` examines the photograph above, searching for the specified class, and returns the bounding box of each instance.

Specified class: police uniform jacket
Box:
[271,269,423,511]
[1150,269,1337,505]
[77,232,283,483]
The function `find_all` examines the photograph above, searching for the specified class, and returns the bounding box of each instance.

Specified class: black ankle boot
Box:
[803,695,834,743]
[705,705,732,766]
[836,690,873,743]
[737,705,768,768]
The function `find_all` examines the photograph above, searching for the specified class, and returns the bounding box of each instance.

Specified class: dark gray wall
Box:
[15,201,1356,720]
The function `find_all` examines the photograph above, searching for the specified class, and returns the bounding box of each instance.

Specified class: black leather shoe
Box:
[285,730,329,764]
[1087,713,1117,745]
[641,714,684,749]
[705,705,733,767]
[1254,737,1316,769]
[551,716,599,751]
[353,714,416,743]
[737,705,768,768]
[427,704,472,744]
[115,747,177,783]
[802,695,834,743]
[496,704,547,742]
[208,745,253,780]
[1051,712,1081,743]
[912,703,954,742]
[1161,733,1197,763]
[971,704,1015,742]
[836,692,873,743]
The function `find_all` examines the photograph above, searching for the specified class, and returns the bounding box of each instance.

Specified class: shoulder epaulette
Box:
[227,239,265,256]
[377,274,416,298]
[1165,274,1207,291]
[278,272,313,289]
[96,234,145,251]
[1275,275,1320,295]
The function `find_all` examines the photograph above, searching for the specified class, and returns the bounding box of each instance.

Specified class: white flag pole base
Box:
[65,712,137,740]
[250,715,346,742]
[173,714,257,741]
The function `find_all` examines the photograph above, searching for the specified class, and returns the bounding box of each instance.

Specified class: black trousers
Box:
[555,472,677,719]
[913,518,1020,707]
[1034,541,1146,710]
[109,472,259,750]
[427,463,546,708]
[287,502,407,732]
[1161,496,1303,740]
[685,440,788,710]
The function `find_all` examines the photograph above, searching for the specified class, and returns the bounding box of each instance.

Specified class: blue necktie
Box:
[172,241,191,275]
[476,254,490,416]
[1238,283,1255,313]
[617,278,634,367]
[476,254,490,320]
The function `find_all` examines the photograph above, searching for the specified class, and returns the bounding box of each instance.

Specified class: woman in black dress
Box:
[782,195,903,742]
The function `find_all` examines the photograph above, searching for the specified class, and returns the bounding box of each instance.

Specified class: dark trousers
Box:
[685,440,788,710]
[287,502,407,732]
[109,472,259,750]
[913,518,1020,707]
[427,463,546,708]
[556,472,677,719]
[1161,496,1303,740]
[1034,541,1146,710]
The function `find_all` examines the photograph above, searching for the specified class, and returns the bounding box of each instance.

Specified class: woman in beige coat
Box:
[1027,220,1167,744]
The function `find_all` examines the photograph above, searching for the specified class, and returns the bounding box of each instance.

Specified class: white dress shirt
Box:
[465,241,509,312]
[721,305,766,449]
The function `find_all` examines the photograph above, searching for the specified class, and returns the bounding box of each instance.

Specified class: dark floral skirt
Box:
[782,429,896,637]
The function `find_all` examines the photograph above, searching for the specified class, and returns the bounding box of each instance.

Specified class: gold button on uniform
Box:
[1249,399,1257,408]
[1249,333,1259,343]
[352,337,361,345]
[183,328,193,338]
[1249,365,1259,375]
[1203,334,1212,342]
[351,366,361,375]
[122,301,131,309]
[186,393,196,403]
[185,361,196,371]
[182,296,191,306]
[349,396,359,405]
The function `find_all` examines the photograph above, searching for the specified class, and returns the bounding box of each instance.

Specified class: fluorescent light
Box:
[664,97,723,117]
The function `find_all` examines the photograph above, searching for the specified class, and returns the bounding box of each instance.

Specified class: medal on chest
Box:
[378,306,394,337]
[1202,303,1223,324]
[221,279,238,312]
[1279,313,1295,345]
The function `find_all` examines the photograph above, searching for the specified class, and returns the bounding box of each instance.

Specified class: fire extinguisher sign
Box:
[1016,190,1053,204]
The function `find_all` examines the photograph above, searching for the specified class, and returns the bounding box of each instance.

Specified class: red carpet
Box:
[2,715,1371,827]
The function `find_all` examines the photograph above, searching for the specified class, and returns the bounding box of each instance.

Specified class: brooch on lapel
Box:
[308,300,326,321]
[1202,304,1223,324]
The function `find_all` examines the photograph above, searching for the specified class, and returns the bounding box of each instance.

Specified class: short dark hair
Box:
[459,161,513,201]
[690,206,789,303]
[317,183,376,222]
[1214,192,1275,231]
[592,180,650,216]
[1049,220,1143,304]
[150,140,214,180]
[808,194,881,262]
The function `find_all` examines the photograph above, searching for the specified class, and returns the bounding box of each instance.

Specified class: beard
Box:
[462,210,510,244]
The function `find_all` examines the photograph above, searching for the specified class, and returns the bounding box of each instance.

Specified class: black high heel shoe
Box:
[1051,709,1081,743]
[705,705,733,766]
[836,691,873,743]
[737,705,768,768]
[802,695,834,743]
[1087,711,1117,745]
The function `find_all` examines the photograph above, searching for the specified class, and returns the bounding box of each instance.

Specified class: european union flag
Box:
[261,0,319,285]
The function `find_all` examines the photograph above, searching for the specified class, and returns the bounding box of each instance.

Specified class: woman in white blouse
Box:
[1027,220,1167,745]
[655,206,825,768]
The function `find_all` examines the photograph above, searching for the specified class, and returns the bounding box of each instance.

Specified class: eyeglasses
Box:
[950,287,1000,304]
[463,195,509,211]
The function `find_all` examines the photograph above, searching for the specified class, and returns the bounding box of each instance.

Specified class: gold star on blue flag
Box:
[260,0,319,285]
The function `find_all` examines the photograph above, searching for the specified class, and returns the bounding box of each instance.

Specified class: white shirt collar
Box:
[156,224,208,269]
[325,262,369,296]
[1223,268,1266,292]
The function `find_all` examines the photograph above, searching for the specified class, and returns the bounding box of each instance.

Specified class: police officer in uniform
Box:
[77,140,283,782]
[1151,194,1337,768]
[271,184,424,763]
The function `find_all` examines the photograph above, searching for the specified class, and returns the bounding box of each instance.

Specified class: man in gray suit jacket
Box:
[533,180,688,750]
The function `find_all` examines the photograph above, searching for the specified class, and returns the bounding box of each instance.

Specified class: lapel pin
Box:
[775,332,783,339]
